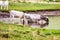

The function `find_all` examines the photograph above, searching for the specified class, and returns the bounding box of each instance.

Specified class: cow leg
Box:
[1,6,2,9]
[6,6,8,10]
[4,5,6,10]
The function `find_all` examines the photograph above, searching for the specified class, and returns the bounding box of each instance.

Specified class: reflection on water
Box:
[24,16,60,29]
[45,16,60,29]
[0,18,49,28]
[25,23,48,28]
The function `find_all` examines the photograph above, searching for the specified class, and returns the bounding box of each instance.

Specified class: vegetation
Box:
[0,2,60,11]
[8,0,60,2]
[9,2,60,11]
[55,0,60,2]
[0,22,60,40]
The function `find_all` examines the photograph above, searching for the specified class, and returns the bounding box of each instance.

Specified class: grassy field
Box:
[0,16,60,40]
[0,2,60,11]
[0,22,60,40]
[9,2,60,11]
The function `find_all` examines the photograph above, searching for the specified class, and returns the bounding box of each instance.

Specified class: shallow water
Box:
[44,16,60,29]
[26,16,60,29]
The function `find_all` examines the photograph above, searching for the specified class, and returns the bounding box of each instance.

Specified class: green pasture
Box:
[9,2,60,11]
[0,2,60,11]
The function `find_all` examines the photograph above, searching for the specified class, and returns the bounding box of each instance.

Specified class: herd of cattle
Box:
[0,0,48,27]
[0,10,49,27]
[10,10,49,27]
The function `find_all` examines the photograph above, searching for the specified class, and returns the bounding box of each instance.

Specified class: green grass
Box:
[0,2,60,11]
[9,2,60,11]
[0,23,60,40]
[0,16,60,40]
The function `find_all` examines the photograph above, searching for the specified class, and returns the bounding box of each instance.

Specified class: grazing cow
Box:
[0,1,9,10]
[10,10,24,18]
[23,14,39,25]
[23,14,49,27]
[9,10,49,27]
[0,1,3,9]
[4,1,9,10]
[9,10,24,24]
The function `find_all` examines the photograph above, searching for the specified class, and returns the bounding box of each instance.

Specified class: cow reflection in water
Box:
[22,14,49,28]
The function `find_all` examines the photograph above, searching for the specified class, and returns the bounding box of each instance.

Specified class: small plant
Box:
[2,34,9,38]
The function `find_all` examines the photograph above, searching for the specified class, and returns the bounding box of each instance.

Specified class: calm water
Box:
[44,16,60,29]
[29,16,60,29]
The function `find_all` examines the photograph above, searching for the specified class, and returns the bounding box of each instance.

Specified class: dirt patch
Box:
[24,9,60,16]
[0,9,60,16]
[0,11,10,18]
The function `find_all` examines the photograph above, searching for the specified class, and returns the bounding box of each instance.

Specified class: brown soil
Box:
[0,9,60,17]
[24,10,60,16]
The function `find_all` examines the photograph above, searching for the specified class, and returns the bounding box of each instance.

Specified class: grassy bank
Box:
[9,2,60,11]
[0,22,60,40]
[0,2,60,11]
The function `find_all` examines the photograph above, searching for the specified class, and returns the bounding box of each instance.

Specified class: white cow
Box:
[10,10,24,18]
[24,14,40,19]
[10,10,24,24]
[4,1,9,10]
[9,10,49,27]
[23,14,41,25]
[0,1,9,10]
[24,13,49,27]
[0,1,3,9]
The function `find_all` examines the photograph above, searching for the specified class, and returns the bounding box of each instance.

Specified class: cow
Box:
[10,10,24,18]
[0,1,9,10]
[3,1,9,10]
[37,15,49,27]
[0,1,2,9]
[23,14,49,27]
[9,10,49,27]
[9,10,24,24]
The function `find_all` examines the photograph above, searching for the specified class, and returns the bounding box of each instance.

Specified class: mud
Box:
[0,9,60,16]
[24,9,60,16]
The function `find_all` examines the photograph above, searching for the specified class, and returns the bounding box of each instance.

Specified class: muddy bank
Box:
[0,11,10,18]
[0,9,60,16]
[24,9,60,16]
